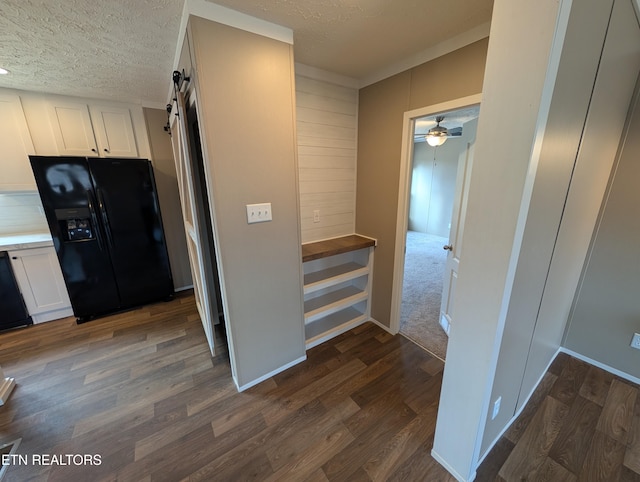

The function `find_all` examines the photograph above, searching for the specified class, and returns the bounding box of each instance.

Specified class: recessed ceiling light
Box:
[0,68,9,75]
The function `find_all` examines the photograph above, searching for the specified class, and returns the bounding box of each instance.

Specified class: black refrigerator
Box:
[30,156,174,322]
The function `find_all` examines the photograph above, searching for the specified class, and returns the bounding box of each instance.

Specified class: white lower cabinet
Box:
[302,235,375,349]
[9,246,73,323]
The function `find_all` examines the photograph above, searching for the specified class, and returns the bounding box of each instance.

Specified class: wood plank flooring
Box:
[0,292,453,481]
[477,352,640,481]
[1,293,638,481]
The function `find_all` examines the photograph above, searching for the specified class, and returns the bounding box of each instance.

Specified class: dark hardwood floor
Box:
[477,353,640,482]
[0,292,638,481]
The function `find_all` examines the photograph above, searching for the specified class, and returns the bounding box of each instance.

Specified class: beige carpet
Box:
[399,231,449,360]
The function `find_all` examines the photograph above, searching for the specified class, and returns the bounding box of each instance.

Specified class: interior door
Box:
[439,118,477,336]
[171,91,219,356]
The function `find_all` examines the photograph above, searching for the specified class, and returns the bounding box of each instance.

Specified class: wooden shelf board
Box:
[302,234,375,262]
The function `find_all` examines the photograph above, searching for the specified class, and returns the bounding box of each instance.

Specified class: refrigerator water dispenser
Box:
[55,208,94,241]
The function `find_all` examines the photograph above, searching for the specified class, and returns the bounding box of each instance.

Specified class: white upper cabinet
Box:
[47,100,98,156]
[89,105,139,157]
[47,100,139,158]
[0,93,36,191]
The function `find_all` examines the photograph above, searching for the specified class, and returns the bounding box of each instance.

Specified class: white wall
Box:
[433,0,640,478]
[409,140,461,237]
[564,83,640,379]
[295,71,358,243]
[479,0,640,454]
[432,0,569,479]
[520,0,640,404]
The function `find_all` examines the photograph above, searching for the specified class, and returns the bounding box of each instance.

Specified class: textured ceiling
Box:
[0,0,184,104]
[0,0,493,105]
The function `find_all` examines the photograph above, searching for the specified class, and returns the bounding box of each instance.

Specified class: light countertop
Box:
[0,233,53,251]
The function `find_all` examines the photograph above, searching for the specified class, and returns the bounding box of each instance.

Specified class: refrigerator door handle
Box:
[86,190,105,251]
[96,188,115,249]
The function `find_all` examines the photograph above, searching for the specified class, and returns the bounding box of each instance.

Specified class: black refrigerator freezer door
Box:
[88,158,173,308]
[29,156,121,318]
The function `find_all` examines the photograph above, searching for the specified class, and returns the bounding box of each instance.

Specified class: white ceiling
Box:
[0,0,493,105]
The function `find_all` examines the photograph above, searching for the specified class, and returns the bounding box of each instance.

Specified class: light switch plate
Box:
[631,333,640,350]
[246,203,272,224]
[492,396,501,420]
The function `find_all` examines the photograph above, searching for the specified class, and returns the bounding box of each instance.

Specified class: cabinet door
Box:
[0,93,36,191]
[47,101,99,156]
[9,247,71,318]
[90,105,139,158]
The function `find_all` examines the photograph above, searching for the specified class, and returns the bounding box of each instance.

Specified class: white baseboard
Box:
[32,307,74,324]
[431,449,473,482]
[560,348,640,386]
[175,284,194,292]
[369,317,394,335]
[0,377,16,405]
[235,355,307,392]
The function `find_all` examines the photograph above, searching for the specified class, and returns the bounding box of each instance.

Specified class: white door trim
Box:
[389,94,483,335]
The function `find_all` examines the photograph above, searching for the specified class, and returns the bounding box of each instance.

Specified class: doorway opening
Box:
[390,95,481,361]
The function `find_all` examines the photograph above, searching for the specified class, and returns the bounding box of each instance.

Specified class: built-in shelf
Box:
[303,261,369,294]
[305,306,368,349]
[304,284,368,323]
[302,234,376,349]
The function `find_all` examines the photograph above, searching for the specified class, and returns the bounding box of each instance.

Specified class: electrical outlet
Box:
[631,333,640,350]
[492,396,501,420]
[313,210,320,223]
[246,203,272,224]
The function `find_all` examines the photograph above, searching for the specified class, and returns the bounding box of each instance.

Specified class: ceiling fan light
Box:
[425,117,448,146]
[426,134,447,147]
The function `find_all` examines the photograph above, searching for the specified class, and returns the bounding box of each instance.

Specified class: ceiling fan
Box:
[416,115,462,146]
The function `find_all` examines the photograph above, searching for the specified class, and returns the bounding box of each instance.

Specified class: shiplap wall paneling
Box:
[0,194,48,236]
[296,75,358,243]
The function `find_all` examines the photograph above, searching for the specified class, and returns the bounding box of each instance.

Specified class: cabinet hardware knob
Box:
[104,149,109,153]
[91,148,97,153]
[443,244,453,251]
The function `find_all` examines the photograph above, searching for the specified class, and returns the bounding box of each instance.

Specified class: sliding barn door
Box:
[170,91,219,356]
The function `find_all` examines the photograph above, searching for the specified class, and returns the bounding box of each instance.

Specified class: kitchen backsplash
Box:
[0,192,49,236]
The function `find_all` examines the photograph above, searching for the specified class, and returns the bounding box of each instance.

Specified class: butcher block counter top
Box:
[301,234,376,262]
